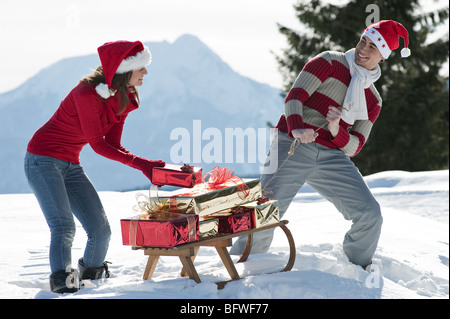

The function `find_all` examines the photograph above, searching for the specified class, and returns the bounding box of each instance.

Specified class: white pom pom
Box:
[95,83,111,99]
[401,47,411,58]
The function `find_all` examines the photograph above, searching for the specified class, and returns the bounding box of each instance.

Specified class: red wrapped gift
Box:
[121,213,199,247]
[209,206,254,234]
[152,164,202,188]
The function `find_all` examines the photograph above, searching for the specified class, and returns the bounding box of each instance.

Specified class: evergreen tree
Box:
[275,0,449,174]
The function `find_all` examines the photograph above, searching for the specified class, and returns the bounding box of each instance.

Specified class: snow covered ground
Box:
[0,169,448,299]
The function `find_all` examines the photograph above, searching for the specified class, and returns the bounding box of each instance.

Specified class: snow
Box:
[0,169,448,299]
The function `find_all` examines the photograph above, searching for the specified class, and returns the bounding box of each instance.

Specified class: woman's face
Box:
[355,36,384,70]
[128,67,148,86]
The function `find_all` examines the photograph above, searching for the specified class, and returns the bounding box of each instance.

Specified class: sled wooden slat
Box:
[135,220,295,288]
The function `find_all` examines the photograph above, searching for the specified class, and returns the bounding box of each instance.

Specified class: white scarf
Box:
[341,48,381,124]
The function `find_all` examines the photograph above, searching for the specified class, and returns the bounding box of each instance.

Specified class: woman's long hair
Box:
[80,66,140,114]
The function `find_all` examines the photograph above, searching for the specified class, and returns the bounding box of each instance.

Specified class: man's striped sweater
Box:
[275,51,382,157]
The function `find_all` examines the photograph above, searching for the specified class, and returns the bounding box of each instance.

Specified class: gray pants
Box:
[230,131,382,267]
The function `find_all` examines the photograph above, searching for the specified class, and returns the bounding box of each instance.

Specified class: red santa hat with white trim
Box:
[362,20,411,59]
[95,40,151,98]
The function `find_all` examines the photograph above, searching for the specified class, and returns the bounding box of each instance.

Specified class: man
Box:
[231,20,410,268]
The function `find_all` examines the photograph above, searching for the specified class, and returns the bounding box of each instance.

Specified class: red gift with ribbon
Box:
[206,206,254,234]
[121,213,198,247]
[152,164,202,188]
[120,188,199,247]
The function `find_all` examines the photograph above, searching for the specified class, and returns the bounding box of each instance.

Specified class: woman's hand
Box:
[326,106,342,137]
[131,157,166,182]
[291,128,319,143]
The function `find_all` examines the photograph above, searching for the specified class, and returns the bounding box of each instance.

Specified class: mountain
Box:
[0,34,284,194]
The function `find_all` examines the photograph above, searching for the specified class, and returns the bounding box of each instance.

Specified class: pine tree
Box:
[275,0,449,174]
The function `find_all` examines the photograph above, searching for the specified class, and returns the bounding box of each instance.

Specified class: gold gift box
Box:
[229,199,280,228]
[199,218,219,238]
[158,179,262,217]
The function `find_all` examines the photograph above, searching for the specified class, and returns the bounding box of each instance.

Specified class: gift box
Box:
[199,218,219,238]
[208,206,254,234]
[244,199,280,228]
[121,212,199,247]
[152,164,202,188]
[159,178,262,217]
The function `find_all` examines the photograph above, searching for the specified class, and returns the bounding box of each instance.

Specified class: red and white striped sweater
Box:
[275,51,382,157]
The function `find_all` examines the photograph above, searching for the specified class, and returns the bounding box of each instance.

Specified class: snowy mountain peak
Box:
[172,33,207,48]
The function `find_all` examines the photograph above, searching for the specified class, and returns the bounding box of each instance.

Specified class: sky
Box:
[0,0,448,94]
[0,0,301,93]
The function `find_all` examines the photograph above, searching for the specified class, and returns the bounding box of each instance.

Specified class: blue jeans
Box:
[24,152,111,274]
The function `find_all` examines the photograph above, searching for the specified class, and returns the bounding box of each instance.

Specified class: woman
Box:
[24,40,165,293]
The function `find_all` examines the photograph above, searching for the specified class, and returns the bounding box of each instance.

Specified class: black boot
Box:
[78,258,111,280]
[49,269,79,294]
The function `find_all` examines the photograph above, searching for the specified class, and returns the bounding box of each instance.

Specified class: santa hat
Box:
[95,40,151,98]
[362,20,411,59]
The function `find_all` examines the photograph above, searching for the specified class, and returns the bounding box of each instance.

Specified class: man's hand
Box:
[292,128,319,143]
[326,106,342,137]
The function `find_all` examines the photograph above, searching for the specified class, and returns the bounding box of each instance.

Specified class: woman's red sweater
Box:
[27,82,138,166]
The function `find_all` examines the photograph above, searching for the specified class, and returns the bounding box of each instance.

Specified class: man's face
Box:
[355,36,384,70]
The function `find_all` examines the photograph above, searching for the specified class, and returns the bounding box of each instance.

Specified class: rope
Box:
[262,119,330,194]
[261,107,346,195]
[262,138,300,194]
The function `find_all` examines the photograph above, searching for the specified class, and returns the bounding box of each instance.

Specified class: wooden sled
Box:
[132,220,295,289]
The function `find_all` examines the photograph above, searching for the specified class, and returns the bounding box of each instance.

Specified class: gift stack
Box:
[120,165,280,248]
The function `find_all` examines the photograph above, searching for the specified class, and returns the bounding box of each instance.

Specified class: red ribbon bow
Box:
[202,166,250,199]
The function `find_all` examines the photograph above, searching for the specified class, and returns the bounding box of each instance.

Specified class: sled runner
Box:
[132,220,295,288]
